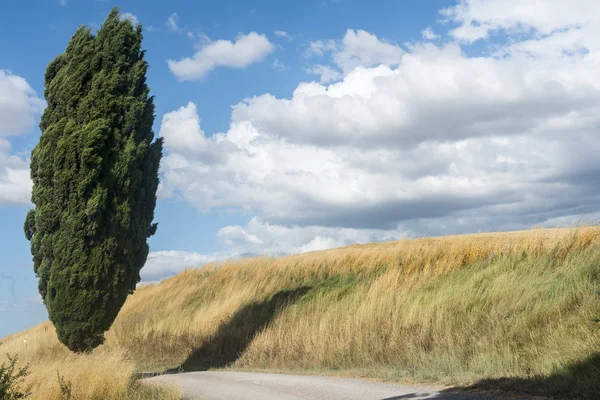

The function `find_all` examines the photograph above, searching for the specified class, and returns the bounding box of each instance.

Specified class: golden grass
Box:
[0,316,181,400]
[0,321,181,399]
[2,226,599,398]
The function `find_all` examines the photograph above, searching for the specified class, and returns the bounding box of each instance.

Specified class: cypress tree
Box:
[24,8,162,352]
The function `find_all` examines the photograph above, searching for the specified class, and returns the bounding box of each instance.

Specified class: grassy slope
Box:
[1,227,599,399]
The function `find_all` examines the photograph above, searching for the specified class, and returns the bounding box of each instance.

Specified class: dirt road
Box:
[144,371,499,400]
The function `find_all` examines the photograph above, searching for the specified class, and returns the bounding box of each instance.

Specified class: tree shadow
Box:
[439,353,600,400]
[168,286,311,372]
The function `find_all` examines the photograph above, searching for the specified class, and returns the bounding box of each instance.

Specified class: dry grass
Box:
[2,226,599,398]
[0,319,180,399]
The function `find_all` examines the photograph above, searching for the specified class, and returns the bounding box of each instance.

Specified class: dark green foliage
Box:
[0,354,30,400]
[25,8,162,353]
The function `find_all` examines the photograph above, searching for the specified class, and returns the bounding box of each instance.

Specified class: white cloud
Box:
[160,18,600,234]
[168,32,275,81]
[305,39,337,57]
[142,217,408,280]
[153,4,600,280]
[275,30,290,39]
[0,71,42,207]
[421,26,440,40]
[215,217,407,255]
[142,250,222,281]
[160,93,599,232]
[334,29,404,72]
[304,29,403,85]
[159,102,209,154]
[308,64,343,83]
[165,13,180,32]
[307,30,404,73]
[59,0,66,6]
[234,41,600,148]
[272,59,287,71]
[0,140,31,207]
[0,70,45,137]
[442,0,600,43]
[120,13,139,26]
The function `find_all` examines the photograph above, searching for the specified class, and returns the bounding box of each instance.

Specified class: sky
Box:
[2,0,600,337]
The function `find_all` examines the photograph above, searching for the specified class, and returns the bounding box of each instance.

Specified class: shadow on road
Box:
[169,286,310,372]
[460,352,600,399]
[375,352,600,399]
[434,352,600,399]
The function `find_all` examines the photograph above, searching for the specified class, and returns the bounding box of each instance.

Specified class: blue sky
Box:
[2,0,600,337]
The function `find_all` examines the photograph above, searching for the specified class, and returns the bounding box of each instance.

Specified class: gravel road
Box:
[144,371,501,400]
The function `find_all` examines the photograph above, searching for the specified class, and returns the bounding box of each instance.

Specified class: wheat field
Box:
[2,226,599,398]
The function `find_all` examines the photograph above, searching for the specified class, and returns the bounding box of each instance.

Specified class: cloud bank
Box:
[151,0,600,279]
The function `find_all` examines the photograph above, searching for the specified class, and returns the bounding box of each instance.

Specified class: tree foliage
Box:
[0,354,30,400]
[25,8,162,352]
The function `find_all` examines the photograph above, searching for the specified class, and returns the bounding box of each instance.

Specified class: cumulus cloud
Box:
[0,70,45,137]
[0,140,31,206]
[159,102,209,154]
[160,93,596,231]
[0,71,42,207]
[234,33,600,150]
[168,32,275,80]
[160,13,600,229]
[442,0,600,43]
[333,29,404,72]
[307,29,404,75]
[151,1,600,280]
[421,26,440,40]
[308,64,343,83]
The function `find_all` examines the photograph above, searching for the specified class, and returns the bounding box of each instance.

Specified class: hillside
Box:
[1,227,599,399]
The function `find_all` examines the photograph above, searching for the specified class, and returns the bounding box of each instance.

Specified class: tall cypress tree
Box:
[24,8,162,352]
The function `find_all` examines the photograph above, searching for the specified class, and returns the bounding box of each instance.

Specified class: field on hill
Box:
[1,227,599,399]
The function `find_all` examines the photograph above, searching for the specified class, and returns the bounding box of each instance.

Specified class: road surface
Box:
[144,371,499,400]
